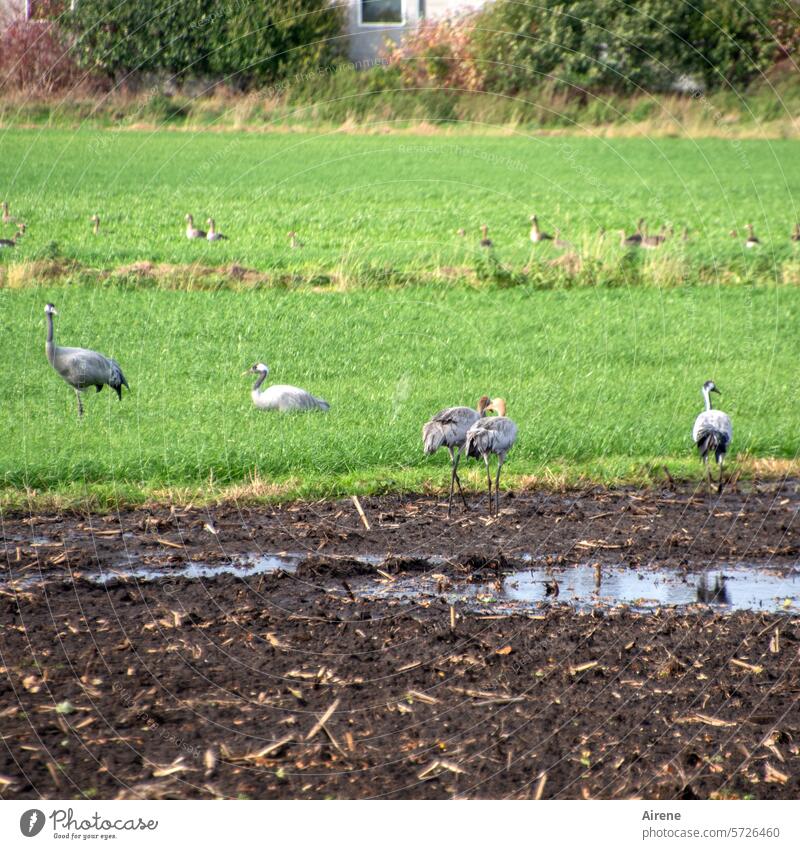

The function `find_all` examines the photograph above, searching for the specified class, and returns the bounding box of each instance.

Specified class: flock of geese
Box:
[469,214,800,251]
[4,200,800,253]
[41,303,733,516]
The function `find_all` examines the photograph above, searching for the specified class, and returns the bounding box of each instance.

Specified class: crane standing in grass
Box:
[423,396,492,517]
[692,380,732,495]
[44,303,129,417]
[465,398,518,516]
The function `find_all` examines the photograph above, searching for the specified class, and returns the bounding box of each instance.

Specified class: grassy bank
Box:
[1,63,800,137]
[1,285,797,509]
[3,130,800,290]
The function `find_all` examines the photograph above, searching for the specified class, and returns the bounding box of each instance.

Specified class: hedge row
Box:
[66,0,346,86]
[471,0,783,94]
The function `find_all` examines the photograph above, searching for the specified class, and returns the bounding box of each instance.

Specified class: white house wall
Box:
[346,0,472,63]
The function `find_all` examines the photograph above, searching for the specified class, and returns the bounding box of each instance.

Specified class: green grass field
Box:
[1,129,799,506]
[2,130,800,287]
[1,284,797,507]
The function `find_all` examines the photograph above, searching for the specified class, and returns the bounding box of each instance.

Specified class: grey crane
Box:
[464,398,518,516]
[245,363,329,412]
[423,395,491,517]
[692,380,732,495]
[44,303,129,417]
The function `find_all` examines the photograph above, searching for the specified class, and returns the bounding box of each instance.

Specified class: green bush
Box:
[66,0,346,86]
[472,0,776,94]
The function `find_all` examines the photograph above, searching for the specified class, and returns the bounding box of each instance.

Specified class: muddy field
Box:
[1,482,799,799]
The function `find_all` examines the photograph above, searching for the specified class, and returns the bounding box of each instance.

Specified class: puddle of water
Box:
[4,534,55,546]
[354,564,800,615]
[92,552,306,584]
[0,552,306,589]
[2,548,797,616]
[90,552,443,584]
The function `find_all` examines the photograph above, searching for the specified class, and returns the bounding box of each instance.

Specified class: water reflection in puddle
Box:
[93,552,307,584]
[3,548,798,615]
[353,564,800,615]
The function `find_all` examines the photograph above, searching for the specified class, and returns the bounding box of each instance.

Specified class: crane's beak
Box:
[711,386,721,395]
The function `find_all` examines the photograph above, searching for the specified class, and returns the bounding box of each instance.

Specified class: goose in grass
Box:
[2,201,15,224]
[465,398,518,516]
[287,231,303,249]
[44,303,129,418]
[0,229,23,248]
[619,229,641,248]
[692,380,732,495]
[185,214,206,240]
[423,395,492,518]
[529,215,553,243]
[792,223,800,242]
[479,224,493,248]
[620,219,645,246]
[744,224,760,248]
[245,363,329,412]
[641,227,667,249]
[90,214,100,235]
[206,219,228,241]
[553,229,574,250]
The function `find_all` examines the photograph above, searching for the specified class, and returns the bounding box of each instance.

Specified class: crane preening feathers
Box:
[245,363,330,412]
[44,303,129,417]
[423,396,491,517]
[465,398,518,516]
[692,380,732,495]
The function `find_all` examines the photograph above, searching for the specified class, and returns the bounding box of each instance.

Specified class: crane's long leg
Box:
[494,460,504,515]
[484,455,493,516]
[451,448,468,510]
[717,457,725,496]
[74,389,84,418]
[446,447,457,518]
[702,456,711,494]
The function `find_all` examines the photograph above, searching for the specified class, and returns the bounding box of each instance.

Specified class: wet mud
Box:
[1,482,798,799]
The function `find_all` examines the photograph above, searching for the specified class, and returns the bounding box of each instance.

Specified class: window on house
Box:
[361,0,404,25]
